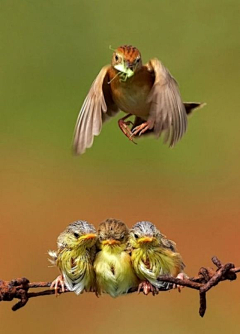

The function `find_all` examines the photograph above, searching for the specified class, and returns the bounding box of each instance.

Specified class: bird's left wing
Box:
[160,236,177,252]
[73,65,119,155]
[160,236,186,271]
[146,58,187,147]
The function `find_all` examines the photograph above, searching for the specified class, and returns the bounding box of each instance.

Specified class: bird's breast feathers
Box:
[109,67,153,117]
[94,249,138,297]
[58,248,95,294]
[132,247,181,281]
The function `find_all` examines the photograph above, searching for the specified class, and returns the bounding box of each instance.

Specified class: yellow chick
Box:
[49,220,97,295]
[94,218,139,297]
[128,221,185,295]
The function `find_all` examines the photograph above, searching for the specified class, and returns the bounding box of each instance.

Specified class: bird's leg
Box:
[173,272,187,293]
[138,281,159,296]
[132,121,152,136]
[50,274,66,296]
[118,114,136,144]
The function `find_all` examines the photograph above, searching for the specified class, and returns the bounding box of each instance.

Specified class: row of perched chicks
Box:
[49,219,185,297]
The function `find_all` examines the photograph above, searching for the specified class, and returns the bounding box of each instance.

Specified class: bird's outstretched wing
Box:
[73,65,119,155]
[146,58,187,147]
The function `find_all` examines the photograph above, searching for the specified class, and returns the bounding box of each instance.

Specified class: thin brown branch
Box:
[0,257,239,317]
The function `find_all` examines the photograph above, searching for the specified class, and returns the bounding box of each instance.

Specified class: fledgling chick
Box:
[48,220,97,295]
[128,221,185,295]
[94,218,139,297]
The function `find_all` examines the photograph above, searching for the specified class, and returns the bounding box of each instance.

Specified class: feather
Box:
[73,66,119,154]
[146,58,187,146]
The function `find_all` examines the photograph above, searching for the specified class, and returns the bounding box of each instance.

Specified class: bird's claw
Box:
[138,281,159,296]
[173,273,187,292]
[118,119,137,144]
[132,122,151,136]
[50,275,66,296]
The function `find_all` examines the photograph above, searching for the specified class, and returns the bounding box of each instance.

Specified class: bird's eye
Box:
[120,235,124,240]
[136,57,140,63]
[115,54,119,61]
[74,232,79,238]
[134,233,139,239]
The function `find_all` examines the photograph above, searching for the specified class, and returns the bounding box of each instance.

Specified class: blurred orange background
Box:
[0,1,240,333]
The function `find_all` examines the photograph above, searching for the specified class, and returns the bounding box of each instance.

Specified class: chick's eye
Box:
[136,57,140,63]
[115,54,119,61]
[134,233,139,239]
[73,232,79,238]
[120,235,124,240]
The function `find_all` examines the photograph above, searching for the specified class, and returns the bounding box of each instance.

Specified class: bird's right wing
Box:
[73,65,119,155]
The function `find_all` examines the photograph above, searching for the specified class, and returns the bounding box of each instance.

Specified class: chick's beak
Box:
[102,239,120,246]
[138,236,155,244]
[80,233,97,240]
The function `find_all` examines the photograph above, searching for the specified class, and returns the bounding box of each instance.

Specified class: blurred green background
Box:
[1,0,240,333]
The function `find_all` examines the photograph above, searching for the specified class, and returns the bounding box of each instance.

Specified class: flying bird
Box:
[94,218,139,297]
[128,221,185,295]
[49,220,97,295]
[74,45,205,154]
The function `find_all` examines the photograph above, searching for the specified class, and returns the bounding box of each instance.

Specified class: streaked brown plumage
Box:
[74,45,205,154]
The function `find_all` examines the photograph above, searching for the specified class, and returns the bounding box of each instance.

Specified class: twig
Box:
[0,257,239,317]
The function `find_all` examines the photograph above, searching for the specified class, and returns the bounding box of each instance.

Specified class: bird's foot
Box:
[173,273,187,293]
[50,275,66,296]
[132,121,151,136]
[118,118,136,144]
[138,281,159,296]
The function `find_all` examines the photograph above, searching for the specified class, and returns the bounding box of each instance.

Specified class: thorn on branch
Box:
[212,256,222,269]
[199,291,206,317]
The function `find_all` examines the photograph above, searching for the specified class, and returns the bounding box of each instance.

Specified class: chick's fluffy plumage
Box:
[94,218,139,297]
[49,220,97,295]
[129,221,185,290]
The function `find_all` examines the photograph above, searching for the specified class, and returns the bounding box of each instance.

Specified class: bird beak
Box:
[138,236,155,244]
[102,239,120,246]
[114,61,134,78]
[80,233,97,240]
[126,61,134,70]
